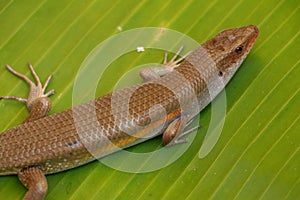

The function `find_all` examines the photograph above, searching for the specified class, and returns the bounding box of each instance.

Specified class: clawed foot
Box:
[0,63,54,110]
[165,125,200,146]
[139,46,186,81]
[163,46,186,68]
[162,115,200,146]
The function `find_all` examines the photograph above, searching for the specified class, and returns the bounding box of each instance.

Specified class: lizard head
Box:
[202,25,259,84]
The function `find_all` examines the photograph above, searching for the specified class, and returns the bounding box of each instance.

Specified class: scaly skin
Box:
[0,25,258,199]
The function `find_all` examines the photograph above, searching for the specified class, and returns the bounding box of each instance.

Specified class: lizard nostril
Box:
[218,71,223,77]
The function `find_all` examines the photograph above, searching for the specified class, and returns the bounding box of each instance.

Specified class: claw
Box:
[165,125,200,147]
[0,96,27,103]
[163,46,186,68]
[0,63,54,110]
[28,63,41,87]
[5,64,33,86]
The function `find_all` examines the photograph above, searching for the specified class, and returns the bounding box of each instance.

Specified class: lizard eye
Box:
[235,45,244,54]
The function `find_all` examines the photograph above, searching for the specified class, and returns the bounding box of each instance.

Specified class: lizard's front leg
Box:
[139,46,186,81]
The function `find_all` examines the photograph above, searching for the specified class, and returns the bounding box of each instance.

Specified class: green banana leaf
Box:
[0,0,299,199]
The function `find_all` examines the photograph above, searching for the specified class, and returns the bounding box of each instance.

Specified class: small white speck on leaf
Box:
[136,46,145,52]
[117,26,122,31]
[56,93,63,100]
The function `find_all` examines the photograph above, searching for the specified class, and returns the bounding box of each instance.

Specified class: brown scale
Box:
[128,83,178,125]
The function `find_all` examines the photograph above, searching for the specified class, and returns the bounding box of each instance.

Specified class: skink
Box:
[0,25,259,200]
